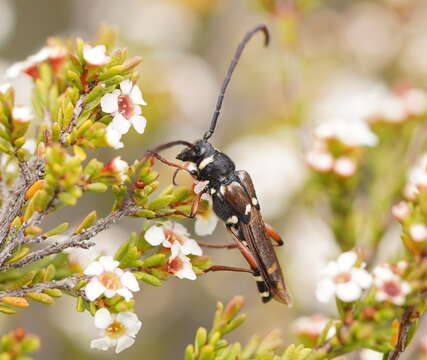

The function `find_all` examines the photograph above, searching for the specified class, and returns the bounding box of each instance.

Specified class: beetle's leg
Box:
[227,226,259,269]
[227,226,272,303]
[145,191,203,219]
[147,151,195,177]
[197,241,238,249]
[204,265,252,274]
[264,223,284,246]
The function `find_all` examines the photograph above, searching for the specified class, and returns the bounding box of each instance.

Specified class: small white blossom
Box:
[83,256,140,301]
[101,80,147,149]
[292,314,336,340]
[6,46,66,78]
[333,157,356,178]
[316,251,372,303]
[167,245,197,280]
[373,264,410,305]
[410,224,427,242]
[145,221,202,256]
[12,106,33,123]
[91,308,142,353]
[316,119,378,147]
[102,156,129,183]
[83,45,111,66]
[391,201,410,221]
[195,194,218,236]
[306,150,334,173]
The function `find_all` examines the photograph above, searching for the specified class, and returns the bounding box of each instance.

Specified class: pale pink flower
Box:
[333,157,356,178]
[373,264,411,305]
[391,201,410,221]
[83,45,111,66]
[167,245,197,280]
[306,150,334,172]
[292,314,336,340]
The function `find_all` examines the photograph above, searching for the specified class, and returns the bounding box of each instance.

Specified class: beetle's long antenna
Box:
[203,24,270,141]
[149,140,193,153]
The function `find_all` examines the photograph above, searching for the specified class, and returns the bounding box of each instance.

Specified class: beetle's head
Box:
[176,139,214,164]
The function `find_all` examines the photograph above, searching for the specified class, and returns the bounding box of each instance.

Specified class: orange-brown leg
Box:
[265,223,284,246]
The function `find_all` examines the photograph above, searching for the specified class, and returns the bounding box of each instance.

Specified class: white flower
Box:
[333,157,356,178]
[292,314,336,340]
[83,45,111,66]
[373,264,410,305]
[195,194,218,236]
[167,245,197,280]
[83,256,140,301]
[12,106,33,123]
[101,80,147,149]
[410,224,427,242]
[360,349,383,360]
[90,308,141,353]
[6,46,66,78]
[391,201,410,221]
[145,221,202,256]
[306,150,334,173]
[102,156,129,183]
[0,83,11,94]
[316,119,378,147]
[316,251,372,303]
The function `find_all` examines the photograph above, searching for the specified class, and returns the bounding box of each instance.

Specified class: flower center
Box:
[168,257,183,273]
[164,230,185,246]
[106,321,126,339]
[383,280,401,297]
[334,272,351,284]
[98,272,122,290]
[118,94,134,119]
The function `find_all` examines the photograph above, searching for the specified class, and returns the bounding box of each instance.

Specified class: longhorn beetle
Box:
[147,25,292,305]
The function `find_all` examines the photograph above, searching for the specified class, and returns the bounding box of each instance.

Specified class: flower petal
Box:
[116,312,142,335]
[117,287,133,301]
[94,308,113,329]
[337,251,357,272]
[110,113,131,135]
[84,279,106,301]
[91,337,114,351]
[106,127,124,149]
[145,226,166,246]
[99,256,119,272]
[121,272,140,292]
[315,279,336,303]
[84,261,104,276]
[120,80,133,95]
[181,239,202,256]
[175,261,197,280]
[336,282,362,302]
[100,92,119,114]
[115,335,135,353]
[130,85,147,105]
[195,213,218,236]
[351,268,372,289]
[130,115,147,134]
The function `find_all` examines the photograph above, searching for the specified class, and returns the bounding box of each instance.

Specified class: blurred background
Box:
[1,0,427,358]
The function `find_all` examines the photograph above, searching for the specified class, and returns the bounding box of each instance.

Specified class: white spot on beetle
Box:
[226,215,238,225]
[198,155,214,170]
[220,185,225,195]
[245,204,251,215]
[241,240,248,247]
[261,291,270,298]
[187,163,197,173]
[252,197,258,206]
[210,188,216,195]
[253,275,263,281]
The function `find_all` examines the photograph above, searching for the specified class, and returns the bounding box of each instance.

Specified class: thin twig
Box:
[59,95,86,145]
[0,275,88,298]
[388,306,417,360]
[0,208,128,271]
